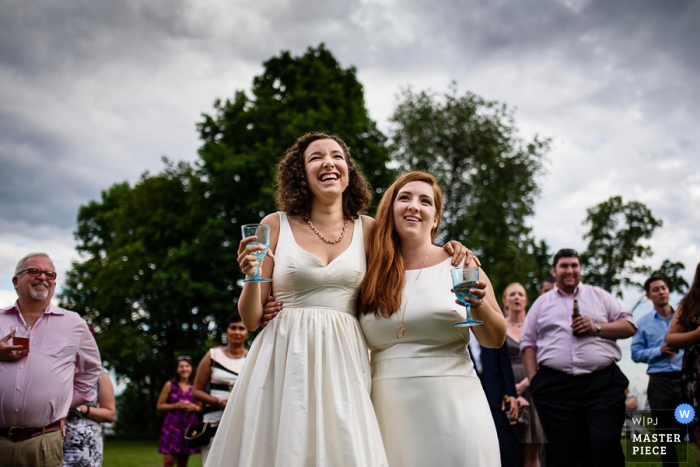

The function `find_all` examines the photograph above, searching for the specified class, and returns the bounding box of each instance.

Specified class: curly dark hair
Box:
[276,132,372,220]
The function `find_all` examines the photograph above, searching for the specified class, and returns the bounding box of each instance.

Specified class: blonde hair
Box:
[502,282,527,318]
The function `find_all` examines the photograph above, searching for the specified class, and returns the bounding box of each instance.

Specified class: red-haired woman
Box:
[666,262,700,466]
[206,134,470,467]
[358,171,504,466]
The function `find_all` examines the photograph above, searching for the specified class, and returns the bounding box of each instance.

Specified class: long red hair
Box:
[358,171,443,318]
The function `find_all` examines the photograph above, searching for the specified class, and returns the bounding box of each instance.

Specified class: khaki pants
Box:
[0,430,63,467]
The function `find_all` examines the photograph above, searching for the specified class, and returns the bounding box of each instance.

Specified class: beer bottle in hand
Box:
[572,299,581,336]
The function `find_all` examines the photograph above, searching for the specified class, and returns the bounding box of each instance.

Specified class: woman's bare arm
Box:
[666,306,700,349]
[238,214,279,331]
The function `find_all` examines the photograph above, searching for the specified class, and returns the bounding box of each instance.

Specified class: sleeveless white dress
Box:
[205,212,389,467]
[360,257,500,467]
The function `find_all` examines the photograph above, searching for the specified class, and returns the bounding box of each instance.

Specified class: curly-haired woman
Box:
[205,132,471,467]
[666,261,700,466]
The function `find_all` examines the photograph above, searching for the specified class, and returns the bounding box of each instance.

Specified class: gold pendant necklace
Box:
[397,248,431,339]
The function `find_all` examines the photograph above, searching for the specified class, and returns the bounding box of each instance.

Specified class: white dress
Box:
[360,257,500,467]
[205,212,389,467]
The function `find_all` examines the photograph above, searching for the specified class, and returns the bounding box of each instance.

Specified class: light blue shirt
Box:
[631,308,684,374]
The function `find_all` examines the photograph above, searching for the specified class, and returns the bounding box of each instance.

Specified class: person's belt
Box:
[0,420,62,442]
[210,383,233,392]
[649,371,681,379]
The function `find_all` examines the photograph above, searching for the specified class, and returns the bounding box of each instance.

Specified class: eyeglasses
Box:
[177,356,192,361]
[16,268,57,281]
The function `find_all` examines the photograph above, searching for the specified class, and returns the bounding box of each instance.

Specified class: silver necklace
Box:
[307,219,347,244]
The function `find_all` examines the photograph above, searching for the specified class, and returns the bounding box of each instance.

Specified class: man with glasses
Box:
[520,249,637,467]
[0,252,102,467]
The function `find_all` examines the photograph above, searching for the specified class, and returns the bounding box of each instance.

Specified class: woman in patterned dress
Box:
[666,261,700,466]
[63,368,116,467]
[157,357,203,467]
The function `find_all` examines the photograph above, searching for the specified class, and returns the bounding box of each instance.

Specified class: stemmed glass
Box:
[451,266,484,327]
[241,224,272,283]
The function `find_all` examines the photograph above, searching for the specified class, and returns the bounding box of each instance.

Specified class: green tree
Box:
[390,84,550,298]
[630,259,689,312]
[59,44,395,435]
[580,196,663,298]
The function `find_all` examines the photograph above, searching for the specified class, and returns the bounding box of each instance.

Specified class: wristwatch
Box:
[594,323,602,335]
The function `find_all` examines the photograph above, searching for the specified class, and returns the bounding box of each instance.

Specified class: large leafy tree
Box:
[390,84,550,300]
[580,196,663,298]
[60,44,394,434]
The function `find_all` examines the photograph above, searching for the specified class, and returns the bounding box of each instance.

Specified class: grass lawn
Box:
[104,438,697,467]
[104,439,202,467]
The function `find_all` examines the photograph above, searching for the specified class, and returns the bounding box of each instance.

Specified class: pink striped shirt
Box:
[0,302,102,428]
[520,283,636,375]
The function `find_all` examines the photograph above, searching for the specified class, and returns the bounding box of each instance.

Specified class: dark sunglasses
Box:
[17,268,57,281]
[177,356,192,362]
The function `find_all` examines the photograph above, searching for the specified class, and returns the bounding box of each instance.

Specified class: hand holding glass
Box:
[241,224,272,283]
[10,325,31,351]
[451,266,484,327]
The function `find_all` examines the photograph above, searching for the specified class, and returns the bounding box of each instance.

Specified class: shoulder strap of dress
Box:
[354,216,365,251]
[277,211,292,244]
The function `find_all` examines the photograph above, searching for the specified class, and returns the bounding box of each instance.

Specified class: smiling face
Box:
[552,256,581,293]
[504,283,528,316]
[177,360,193,381]
[646,279,669,308]
[392,181,439,243]
[303,138,349,201]
[226,321,248,347]
[13,255,56,302]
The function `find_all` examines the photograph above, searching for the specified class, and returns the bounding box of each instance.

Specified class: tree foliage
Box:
[580,196,663,297]
[59,44,394,435]
[390,84,550,300]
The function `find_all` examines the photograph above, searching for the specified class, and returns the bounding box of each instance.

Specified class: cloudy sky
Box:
[1,0,699,391]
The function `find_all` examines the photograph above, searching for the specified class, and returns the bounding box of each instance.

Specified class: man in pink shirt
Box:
[0,252,102,467]
[520,249,637,467]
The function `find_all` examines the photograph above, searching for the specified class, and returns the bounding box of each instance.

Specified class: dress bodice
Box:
[506,335,522,365]
[272,212,366,316]
[360,257,474,379]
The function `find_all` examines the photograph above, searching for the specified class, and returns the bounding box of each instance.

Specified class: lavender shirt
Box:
[520,284,636,375]
[0,302,102,428]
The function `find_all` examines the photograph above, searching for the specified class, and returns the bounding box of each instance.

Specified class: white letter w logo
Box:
[681,410,691,418]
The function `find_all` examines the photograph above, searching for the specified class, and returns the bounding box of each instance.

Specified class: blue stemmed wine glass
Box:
[241,224,272,283]
[451,266,484,327]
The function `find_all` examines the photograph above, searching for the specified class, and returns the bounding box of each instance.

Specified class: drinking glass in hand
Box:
[451,266,484,327]
[10,325,32,351]
[241,224,273,283]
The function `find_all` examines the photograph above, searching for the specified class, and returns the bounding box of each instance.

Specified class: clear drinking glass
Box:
[451,266,484,327]
[241,224,272,283]
[10,325,32,351]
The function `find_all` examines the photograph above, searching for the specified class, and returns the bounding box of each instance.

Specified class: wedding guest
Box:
[157,357,202,467]
[63,366,116,467]
[520,249,636,467]
[193,314,248,464]
[631,276,683,466]
[0,252,101,467]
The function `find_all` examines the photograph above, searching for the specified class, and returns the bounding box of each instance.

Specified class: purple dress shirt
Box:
[0,302,102,428]
[520,283,636,375]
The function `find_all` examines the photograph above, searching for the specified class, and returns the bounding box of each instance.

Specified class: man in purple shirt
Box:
[0,252,102,467]
[520,249,637,467]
